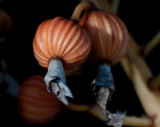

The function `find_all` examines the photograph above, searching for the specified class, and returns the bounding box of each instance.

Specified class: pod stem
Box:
[44,58,73,105]
[71,1,91,21]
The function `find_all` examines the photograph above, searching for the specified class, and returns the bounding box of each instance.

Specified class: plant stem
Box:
[82,0,112,13]
[149,74,160,89]
[112,0,120,14]
[127,49,153,82]
[142,31,160,57]
[71,1,91,21]
[121,57,160,126]
[123,116,152,127]
[89,87,110,121]
[68,103,91,112]
[131,63,160,118]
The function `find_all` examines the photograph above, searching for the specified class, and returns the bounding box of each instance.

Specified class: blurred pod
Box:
[18,75,64,125]
[0,9,13,37]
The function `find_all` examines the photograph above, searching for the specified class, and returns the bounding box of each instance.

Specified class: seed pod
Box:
[32,16,92,104]
[80,9,129,65]
[33,16,91,73]
[18,75,63,125]
[0,9,13,37]
[79,7,129,99]
[77,4,129,124]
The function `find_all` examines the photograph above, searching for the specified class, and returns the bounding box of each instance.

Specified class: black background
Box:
[0,0,160,126]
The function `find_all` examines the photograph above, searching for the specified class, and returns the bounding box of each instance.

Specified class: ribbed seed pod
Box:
[75,4,129,124]
[33,16,91,73]
[80,9,129,65]
[33,16,92,105]
[18,75,63,125]
[79,7,129,102]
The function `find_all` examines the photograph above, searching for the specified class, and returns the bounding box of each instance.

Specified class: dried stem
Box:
[82,0,113,13]
[149,74,160,89]
[112,0,120,14]
[127,49,153,82]
[68,102,152,126]
[123,116,152,127]
[142,31,160,57]
[68,102,106,121]
[121,57,160,126]
[71,1,90,21]
[68,103,91,112]
[131,63,160,116]
[68,88,126,126]
[89,87,110,121]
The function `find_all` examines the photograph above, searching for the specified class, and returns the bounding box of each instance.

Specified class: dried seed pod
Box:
[33,16,91,72]
[0,9,13,37]
[33,16,92,104]
[73,3,129,125]
[18,75,63,125]
[79,9,129,90]
[80,9,129,65]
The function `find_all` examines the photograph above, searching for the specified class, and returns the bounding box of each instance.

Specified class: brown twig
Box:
[127,47,153,82]
[112,0,120,14]
[142,31,160,57]
[121,58,160,116]
[121,56,160,126]
[71,1,91,21]
[123,116,152,127]
[82,0,112,13]
[149,74,160,89]
[68,103,91,112]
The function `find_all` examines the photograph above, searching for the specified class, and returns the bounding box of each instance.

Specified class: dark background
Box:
[0,0,160,126]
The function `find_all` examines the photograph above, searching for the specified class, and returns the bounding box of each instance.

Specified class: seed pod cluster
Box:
[32,3,129,105]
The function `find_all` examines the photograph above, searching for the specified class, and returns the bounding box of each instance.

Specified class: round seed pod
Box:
[18,75,64,125]
[33,16,92,74]
[80,9,129,65]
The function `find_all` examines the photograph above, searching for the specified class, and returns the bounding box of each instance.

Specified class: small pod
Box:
[77,4,129,123]
[32,16,92,105]
[33,16,91,73]
[0,9,13,37]
[18,75,63,125]
[80,9,129,65]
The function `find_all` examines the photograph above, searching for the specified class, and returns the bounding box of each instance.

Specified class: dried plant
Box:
[67,0,160,127]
